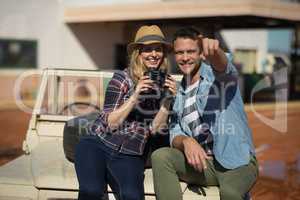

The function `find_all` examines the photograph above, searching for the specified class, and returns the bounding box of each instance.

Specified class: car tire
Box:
[63,112,100,163]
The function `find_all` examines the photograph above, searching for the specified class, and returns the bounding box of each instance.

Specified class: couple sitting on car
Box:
[74,25,258,200]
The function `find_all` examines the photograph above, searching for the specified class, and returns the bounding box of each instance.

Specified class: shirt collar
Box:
[179,75,203,94]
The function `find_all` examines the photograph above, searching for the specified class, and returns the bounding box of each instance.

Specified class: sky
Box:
[268,29,293,54]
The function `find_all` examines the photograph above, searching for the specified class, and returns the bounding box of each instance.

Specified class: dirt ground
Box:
[0,103,299,200]
[0,109,30,165]
[248,104,300,200]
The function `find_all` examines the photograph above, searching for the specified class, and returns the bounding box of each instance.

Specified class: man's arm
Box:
[199,37,228,73]
[169,98,211,172]
[172,135,211,171]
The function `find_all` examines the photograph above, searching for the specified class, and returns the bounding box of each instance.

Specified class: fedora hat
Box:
[127,25,172,54]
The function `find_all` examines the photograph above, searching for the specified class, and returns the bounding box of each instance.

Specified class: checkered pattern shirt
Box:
[89,69,153,155]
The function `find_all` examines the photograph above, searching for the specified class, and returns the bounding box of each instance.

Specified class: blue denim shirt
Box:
[170,54,255,169]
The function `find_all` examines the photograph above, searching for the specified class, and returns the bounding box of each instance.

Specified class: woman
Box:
[74,25,177,200]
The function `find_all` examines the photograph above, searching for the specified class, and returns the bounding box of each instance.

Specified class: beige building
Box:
[1,0,299,70]
[0,0,300,103]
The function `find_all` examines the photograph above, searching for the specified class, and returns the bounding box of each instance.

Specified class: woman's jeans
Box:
[74,135,145,200]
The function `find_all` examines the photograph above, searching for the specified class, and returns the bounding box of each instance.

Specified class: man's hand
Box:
[198,36,219,58]
[182,137,212,172]
[198,36,227,72]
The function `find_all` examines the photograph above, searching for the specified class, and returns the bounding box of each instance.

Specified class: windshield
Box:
[38,69,113,116]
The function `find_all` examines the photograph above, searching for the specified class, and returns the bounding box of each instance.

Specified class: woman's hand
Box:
[107,75,153,128]
[132,75,154,100]
[164,75,177,96]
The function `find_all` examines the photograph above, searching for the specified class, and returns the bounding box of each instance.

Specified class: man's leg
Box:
[216,156,259,200]
[151,147,218,200]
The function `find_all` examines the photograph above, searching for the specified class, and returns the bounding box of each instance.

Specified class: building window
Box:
[234,48,257,74]
[114,44,128,70]
[0,39,37,69]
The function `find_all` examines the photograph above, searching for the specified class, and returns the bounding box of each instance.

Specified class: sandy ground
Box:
[248,104,300,200]
[0,109,30,165]
[0,103,299,200]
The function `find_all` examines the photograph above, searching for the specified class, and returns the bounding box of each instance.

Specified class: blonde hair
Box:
[128,49,170,84]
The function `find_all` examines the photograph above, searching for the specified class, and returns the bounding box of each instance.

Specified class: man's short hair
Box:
[172,27,201,42]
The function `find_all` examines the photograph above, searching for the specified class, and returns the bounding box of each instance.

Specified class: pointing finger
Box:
[214,40,219,51]
[197,35,203,52]
[202,38,209,57]
[208,40,215,56]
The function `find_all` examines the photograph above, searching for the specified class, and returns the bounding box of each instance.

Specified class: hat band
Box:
[136,35,166,43]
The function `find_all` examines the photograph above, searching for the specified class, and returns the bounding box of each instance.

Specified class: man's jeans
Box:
[151,147,259,200]
[74,135,145,200]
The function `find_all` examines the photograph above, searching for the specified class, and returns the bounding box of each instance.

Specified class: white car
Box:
[0,68,220,200]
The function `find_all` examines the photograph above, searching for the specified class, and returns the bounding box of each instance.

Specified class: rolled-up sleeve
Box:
[92,71,151,138]
[99,71,128,125]
[224,53,238,74]
[169,123,186,147]
[169,101,186,146]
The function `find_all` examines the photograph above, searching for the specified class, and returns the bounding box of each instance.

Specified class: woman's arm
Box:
[107,92,138,128]
[107,75,153,128]
[151,99,171,133]
[150,75,177,134]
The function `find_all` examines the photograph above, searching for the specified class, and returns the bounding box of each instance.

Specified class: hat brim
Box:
[127,40,172,54]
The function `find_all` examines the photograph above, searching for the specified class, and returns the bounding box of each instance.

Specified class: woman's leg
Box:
[74,136,107,200]
[106,152,145,200]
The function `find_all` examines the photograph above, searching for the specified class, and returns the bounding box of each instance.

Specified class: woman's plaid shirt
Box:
[89,69,152,155]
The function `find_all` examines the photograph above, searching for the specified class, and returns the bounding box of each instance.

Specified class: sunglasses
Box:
[140,44,163,53]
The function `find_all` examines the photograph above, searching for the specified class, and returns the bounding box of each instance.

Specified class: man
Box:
[151,27,258,200]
